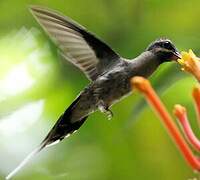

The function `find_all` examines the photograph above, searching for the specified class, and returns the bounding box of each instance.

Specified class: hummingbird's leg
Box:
[105,107,113,120]
[98,100,113,120]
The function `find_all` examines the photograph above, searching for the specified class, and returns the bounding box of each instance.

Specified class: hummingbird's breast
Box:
[92,64,132,107]
[70,64,131,121]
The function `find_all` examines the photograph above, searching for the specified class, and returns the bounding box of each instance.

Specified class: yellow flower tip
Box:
[131,76,151,93]
[173,104,187,118]
[177,58,184,65]
[180,51,190,61]
[189,49,196,58]
[177,49,200,81]
[181,51,188,56]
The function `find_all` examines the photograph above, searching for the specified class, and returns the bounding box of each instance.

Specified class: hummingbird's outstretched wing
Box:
[30,6,121,81]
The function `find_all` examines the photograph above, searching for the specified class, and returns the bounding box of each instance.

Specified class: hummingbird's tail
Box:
[6,95,88,179]
[5,143,45,180]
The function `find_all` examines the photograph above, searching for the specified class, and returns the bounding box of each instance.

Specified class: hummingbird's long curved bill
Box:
[172,51,182,60]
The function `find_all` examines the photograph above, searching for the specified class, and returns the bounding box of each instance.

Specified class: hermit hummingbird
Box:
[6,6,181,179]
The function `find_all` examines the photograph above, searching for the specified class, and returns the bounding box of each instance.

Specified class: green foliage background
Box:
[0,0,200,179]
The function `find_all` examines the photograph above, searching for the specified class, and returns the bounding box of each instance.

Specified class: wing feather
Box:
[30,6,120,81]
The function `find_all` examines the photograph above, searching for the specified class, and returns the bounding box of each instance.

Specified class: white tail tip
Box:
[6,147,41,179]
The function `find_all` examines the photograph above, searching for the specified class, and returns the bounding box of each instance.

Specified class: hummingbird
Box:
[6,6,181,179]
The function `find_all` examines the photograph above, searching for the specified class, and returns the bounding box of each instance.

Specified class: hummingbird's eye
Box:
[163,41,171,49]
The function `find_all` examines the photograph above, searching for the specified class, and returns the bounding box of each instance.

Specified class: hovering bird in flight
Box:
[6,6,181,179]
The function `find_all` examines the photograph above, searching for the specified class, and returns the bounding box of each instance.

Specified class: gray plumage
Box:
[6,6,181,179]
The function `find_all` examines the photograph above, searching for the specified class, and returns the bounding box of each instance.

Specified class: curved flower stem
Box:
[193,86,200,127]
[174,104,200,151]
[131,76,200,171]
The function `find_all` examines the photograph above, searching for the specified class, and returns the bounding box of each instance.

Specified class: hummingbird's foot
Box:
[98,102,113,120]
[105,108,113,120]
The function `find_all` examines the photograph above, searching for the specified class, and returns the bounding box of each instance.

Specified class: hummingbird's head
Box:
[147,38,181,62]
